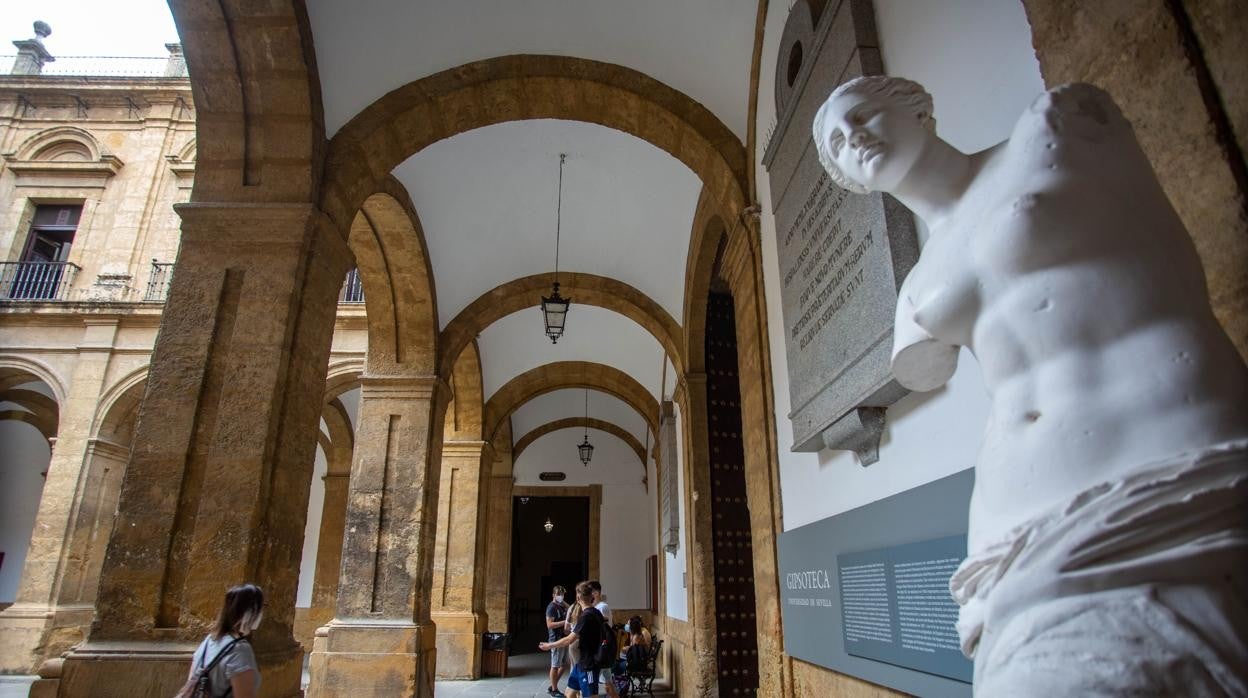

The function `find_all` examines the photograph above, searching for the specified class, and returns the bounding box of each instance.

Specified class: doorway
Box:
[508,495,589,653]
[705,290,760,694]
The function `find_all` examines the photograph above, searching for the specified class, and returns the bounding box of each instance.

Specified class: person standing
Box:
[544,585,570,697]
[587,580,619,698]
[540,581,603,697]
[178,583,265,698]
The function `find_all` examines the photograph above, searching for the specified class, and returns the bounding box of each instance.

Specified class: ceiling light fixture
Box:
[541,153,571,343]
[544,517,554,533]
[578,389,594,465]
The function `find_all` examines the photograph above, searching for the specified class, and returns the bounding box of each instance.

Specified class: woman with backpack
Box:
[176,583,265,698]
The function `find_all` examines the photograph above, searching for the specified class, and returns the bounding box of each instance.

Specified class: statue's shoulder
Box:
[1012,83,1131,145]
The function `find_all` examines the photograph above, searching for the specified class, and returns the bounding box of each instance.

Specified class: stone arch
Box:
[91,367,148,444]
[324,359,364,403]
[440,272,685,380]
[14,126,106,162]
[0,389,57,441]
[445,341,484,441]
[683,188,733,374]
[483,361,659,445]
[441,273,688,382]
[0,356,67,406]
[513,417,647,469]
[319,54,748,237]
[348,178,439,375]
[169,0,323,203]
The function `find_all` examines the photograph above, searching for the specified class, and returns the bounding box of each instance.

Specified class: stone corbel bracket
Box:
[820,406,886,465]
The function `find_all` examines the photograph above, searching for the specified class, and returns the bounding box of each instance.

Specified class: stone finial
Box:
[12,20,55,75]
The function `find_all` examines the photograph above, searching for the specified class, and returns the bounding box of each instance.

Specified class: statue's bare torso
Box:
[896,87,1248,551]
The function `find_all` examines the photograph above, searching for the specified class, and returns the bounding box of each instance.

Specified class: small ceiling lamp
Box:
[578,389,594,466]
[544,517,555,533]
[541,153,571,343]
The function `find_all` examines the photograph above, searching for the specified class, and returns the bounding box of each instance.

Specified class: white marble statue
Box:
[813,76,1248,695]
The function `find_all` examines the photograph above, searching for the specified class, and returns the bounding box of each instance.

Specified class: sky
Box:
[1,0,179,57]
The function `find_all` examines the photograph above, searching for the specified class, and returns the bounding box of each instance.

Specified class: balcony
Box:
[0,261,80,301]
[144,261,174,302]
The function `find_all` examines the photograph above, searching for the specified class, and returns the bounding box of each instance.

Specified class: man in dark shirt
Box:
[544,585,569,696]
[541,581,603,696]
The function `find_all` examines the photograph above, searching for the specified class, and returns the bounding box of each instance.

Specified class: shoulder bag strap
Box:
[203,637,245,673]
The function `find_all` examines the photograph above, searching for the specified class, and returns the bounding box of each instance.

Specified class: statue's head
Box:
[812,75,935,194]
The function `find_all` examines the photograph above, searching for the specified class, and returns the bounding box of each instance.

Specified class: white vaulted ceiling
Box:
[393,120,700,326]
[302,1,758,457]
[306,0,758,138]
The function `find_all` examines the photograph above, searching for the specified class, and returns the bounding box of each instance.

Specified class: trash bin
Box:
[482,632,511,677]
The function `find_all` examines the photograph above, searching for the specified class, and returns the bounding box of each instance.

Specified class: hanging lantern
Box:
[541,153,571,343]
[544,517,554,533]
[578,389,593,465]
[541,282,570,343]
[578,434,594,465]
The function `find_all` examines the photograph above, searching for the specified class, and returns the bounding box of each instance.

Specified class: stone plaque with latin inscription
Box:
[763,0,918,457]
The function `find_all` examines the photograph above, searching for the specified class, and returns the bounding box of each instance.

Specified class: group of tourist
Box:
[539,580,652,697]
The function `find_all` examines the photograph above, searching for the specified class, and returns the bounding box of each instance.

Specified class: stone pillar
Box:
[678,374,721,695]
[482,463,514,633]
[299,468,349,646]
[0,321,119,673]
[10,22,54,76]
[34,203,351,698]
[306,375,447,698]
[430,440,491,679]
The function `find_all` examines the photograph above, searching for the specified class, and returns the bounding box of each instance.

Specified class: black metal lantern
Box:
[578,389,594,465]
[541,153,571,343]
[541,282,570,343]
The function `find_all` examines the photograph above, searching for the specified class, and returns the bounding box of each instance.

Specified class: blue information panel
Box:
[837,536,971,683]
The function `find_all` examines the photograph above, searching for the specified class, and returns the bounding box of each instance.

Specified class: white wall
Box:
[756,0,1045,530]
[663,402,688,620]
[515,429,656,610]
[0,417,50,603]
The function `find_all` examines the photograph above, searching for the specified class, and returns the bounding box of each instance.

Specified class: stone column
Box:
[34,203,351,698]
[300,469,349,645]
[678,373,721,695]
[306,375,447,698]
[482,459,514,633]
[0,321,119,673]
[430,440,491,679]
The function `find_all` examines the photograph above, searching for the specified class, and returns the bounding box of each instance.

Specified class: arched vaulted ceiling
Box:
[177,0,763,467]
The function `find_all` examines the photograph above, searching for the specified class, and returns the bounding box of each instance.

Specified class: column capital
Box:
[173,201,342,248]
[359,374,446,401]
[441,439,489,457]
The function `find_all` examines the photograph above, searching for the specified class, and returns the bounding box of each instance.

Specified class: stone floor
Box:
[434,653,672,697]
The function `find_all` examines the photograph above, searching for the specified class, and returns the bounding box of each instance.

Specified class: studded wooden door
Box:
[705,291,759,695]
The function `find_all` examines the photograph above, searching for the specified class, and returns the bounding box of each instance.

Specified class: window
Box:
[4,204,82,300]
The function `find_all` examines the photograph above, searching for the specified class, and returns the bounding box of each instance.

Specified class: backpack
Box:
[593,612,618,670]
[172,636,244,698]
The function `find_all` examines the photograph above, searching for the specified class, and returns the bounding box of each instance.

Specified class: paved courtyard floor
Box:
[434,652,672,697]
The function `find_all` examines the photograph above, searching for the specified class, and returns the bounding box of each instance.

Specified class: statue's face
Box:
[819,92,928,193]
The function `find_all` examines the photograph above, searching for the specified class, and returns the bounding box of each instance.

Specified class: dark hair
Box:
[213,583,265,639]
[587,580,602,593]
[629,615,644,632]
[552,585,566,597]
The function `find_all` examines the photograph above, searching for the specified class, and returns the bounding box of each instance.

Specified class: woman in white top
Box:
[184,583,265,698]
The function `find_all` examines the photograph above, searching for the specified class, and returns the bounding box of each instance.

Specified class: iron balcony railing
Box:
[145,261,175,302]
[339,268,364,304]
[0,54,185,78]
[0,261,80,301]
